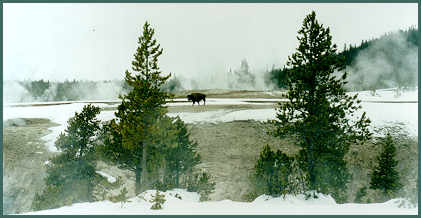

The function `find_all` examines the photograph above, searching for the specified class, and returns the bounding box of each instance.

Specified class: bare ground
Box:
[3,94,418,213]
[3,118,59,214]
[187,120,299,201]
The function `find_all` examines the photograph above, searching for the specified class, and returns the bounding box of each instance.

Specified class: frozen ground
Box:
[22,189,417,215]
[4,88,418,215]
[4,88,417,151]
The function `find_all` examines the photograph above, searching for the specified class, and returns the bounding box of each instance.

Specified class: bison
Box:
[187,93,206,106]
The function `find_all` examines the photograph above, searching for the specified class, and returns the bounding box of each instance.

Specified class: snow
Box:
[166,98,286,106]
[22,189,417,215]
[3,103,111,152]
[96,171,117,183]
[3,88,418,153]
[352,88,418,102]
[167,108,277,124]
[4,88,418,215]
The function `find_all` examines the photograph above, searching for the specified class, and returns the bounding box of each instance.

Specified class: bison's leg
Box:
[203,98,206,106]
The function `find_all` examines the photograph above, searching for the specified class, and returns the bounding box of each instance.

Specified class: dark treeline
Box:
[267,27,418,91]
[341,26,418,66]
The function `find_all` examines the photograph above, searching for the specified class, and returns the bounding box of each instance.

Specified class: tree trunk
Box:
[135,162,142,195]
[141,143,148,192]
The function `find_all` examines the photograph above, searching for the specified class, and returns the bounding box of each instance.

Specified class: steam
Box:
[345,31,418,92]
[3,81,34,103]
[3,80,126,104]
[178,59,271,91]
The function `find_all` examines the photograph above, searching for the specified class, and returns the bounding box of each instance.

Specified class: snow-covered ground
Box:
[3,88,418,152]
[22,189,417,215]
[3,103,110,152]
[4,88,418,215]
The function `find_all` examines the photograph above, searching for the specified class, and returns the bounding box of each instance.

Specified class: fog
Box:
[346,31,418,92]
[3,4,417,102]
[3,81,126,103]
[4,3,417,82]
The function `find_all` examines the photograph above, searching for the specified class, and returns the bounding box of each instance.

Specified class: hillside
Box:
[267,27,418,91]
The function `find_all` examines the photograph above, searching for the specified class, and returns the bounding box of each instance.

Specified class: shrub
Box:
[150,190,166,210]
[254,145,292,197]
[186,171,216,201]
[109,187,131,208]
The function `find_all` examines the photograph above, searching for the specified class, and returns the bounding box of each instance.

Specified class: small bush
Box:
[150,190,166,210]
[254,145,293,197]
[242,191,259,202]
[186,171,216,201]
[354,186,368,203]
[109,187,131,208]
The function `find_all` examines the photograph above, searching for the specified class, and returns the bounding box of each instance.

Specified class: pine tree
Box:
[286,158,309,196]
[164,117,201,188]
[254,145,292,197]
[271,11,371,200]
[104,21,173,195]
[370,133,402,197]
[32,104,101,210]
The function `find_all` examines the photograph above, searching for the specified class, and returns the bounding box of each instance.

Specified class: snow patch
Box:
[96,171,117,183]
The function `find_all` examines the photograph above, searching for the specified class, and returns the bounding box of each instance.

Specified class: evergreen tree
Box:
[164,117,201,188]
[370,133,402,197]
[286,158,309,196]
[185,171,216,201]
[32,104,101,210]
[103,21,173,194]
[150,190,166,210]
[254,145,292,197]
[271,11,371,200]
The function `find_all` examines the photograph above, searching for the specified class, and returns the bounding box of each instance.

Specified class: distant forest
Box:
[267,27,418,91]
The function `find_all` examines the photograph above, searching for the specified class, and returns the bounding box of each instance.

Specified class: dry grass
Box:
[3,118,59,214]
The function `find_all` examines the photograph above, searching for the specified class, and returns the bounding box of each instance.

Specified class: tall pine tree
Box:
[113,21,172,194]
[271,11,371,200]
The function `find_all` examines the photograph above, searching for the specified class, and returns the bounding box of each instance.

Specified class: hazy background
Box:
[4,3,417,84]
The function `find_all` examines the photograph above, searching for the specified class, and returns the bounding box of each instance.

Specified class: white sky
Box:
[4,3,418,82]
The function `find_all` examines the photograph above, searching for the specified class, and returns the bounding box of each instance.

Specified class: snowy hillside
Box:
[22,189,417,215]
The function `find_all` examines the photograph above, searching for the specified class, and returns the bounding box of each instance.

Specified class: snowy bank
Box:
[22,189,417,215]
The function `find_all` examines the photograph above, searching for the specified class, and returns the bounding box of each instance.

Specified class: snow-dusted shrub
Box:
[150,190,166,210]
[186,171,216,201]
[109,187,131,208]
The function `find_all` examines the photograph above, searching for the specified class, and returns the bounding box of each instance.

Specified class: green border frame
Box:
[1,1,419,217]
[1,0,419,3]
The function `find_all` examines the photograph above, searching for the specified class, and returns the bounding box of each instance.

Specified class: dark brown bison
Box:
[187,93,206,105]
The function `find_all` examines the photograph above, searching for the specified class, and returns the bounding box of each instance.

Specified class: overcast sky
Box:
[4,3,418,82]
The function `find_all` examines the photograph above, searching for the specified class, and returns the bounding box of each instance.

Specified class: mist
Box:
[177,59,272,91]
[3,80,126,104]
[345,31,418,92]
